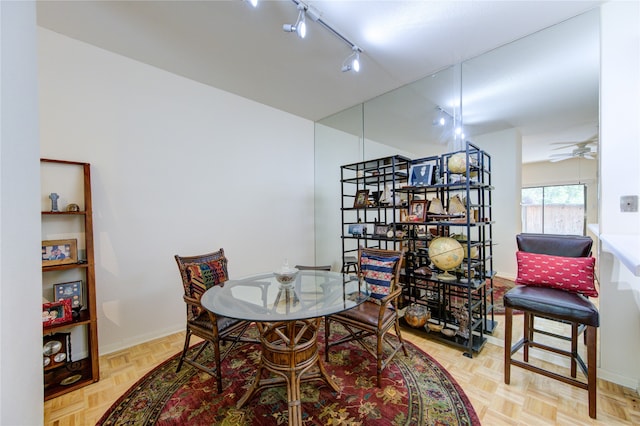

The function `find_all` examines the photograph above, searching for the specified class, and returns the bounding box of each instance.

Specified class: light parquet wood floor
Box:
[45,316,639,425]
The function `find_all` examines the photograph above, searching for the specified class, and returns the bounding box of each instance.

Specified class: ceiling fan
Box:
[549,135,598,162]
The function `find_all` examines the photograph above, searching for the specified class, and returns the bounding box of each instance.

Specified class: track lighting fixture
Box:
[341,46,361,72]
[271,0,364,73]
[283,4,307,39]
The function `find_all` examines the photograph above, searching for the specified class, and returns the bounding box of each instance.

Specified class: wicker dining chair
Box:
[325,247,408,387]
[174,248,256,393]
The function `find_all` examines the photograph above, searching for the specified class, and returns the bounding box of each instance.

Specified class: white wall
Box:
[314,124,361,269]
[314,123,415,269]
[473,128,522,279]
[37,29,316,354]
[597,0,640,391]
[0,2,44,424]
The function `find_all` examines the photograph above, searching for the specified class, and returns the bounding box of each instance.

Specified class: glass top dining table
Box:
[200,270,369,322]
[200,270,370,426]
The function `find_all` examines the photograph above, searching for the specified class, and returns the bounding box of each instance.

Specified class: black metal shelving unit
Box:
[340,155,412,264]
[340,142,495,358]
[398,142,495,357]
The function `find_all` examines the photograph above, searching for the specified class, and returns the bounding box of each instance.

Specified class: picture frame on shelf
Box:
[408,200,427,221]
[42,239,78,267]
[353,189,370,208]
[42,299,73,327]
[409,163,434,186]
[373,224,389,236]
[54,280,83,309]
[43,332,71,370]
[416,224,427,237]
[348,224,366,236]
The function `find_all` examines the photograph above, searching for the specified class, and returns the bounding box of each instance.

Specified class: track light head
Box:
[297,11,306,38]
[341,46,361,73]
[276,1,362,74]
[283,4,307,39]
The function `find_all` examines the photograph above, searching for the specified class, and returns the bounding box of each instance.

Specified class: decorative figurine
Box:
[49,193,60,212]
[453,306,470,339]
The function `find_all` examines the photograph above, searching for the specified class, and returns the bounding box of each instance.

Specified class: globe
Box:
[429,237,464,280]
[447,153,467,174]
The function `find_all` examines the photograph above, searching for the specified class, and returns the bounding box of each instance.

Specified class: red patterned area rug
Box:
[492,276,518,315]
[97,326,480,425]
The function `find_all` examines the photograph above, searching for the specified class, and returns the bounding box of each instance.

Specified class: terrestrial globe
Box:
[429,237,464,281]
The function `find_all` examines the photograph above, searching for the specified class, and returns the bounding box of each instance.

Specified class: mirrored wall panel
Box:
[314,9,599,271]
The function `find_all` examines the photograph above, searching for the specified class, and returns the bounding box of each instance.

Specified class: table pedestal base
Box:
[237,319,340,426]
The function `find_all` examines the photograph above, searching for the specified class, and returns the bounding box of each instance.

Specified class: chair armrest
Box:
[183,294,217,322]
[374,287,403,324]
[378,287,402,305]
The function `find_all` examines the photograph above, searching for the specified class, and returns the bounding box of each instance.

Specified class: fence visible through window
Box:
[521,184,586,235]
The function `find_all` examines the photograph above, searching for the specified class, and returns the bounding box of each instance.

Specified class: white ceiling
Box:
[36,0,603,163]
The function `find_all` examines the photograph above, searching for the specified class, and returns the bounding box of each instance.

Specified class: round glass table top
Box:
[200,271,369,322]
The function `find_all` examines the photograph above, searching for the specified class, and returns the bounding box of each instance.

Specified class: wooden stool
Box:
[504,233,599,419]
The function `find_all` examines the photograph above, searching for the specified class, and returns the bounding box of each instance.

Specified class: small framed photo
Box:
[353,190,370,208]
[42,299,73,327]
[54,280,83,309]
[408,200,427,221]
[409,163,434,187]
[373,224,389,236]
[348,224,366,236]
[416,224,427,237]
[42,239,78,267]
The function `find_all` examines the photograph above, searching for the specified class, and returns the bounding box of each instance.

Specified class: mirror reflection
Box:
[315,9,599,271]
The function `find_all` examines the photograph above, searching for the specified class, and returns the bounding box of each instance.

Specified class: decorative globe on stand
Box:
[429,237,464,281]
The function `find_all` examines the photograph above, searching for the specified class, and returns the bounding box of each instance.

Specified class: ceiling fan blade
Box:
[551,143,579,150]
[583,155,595,160]
[585,133,599,143]
[551,134,599,151]
[550,156,572,162]
[550,153,572,158]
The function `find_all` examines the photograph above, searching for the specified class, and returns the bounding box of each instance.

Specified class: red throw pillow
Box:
[515,251,598,297]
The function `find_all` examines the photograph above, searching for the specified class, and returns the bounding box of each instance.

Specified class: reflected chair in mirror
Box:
[504,233,599,418]
[341,255,358,274]
[175,248,256,393]
[325,247,408,387]
[294,264,332,271]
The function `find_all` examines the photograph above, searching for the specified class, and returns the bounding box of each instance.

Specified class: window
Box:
[521,184,586,235]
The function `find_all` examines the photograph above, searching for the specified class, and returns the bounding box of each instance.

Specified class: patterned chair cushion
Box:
[361,252,400,300]
[183,259,229,316]
[515,251,598,297]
